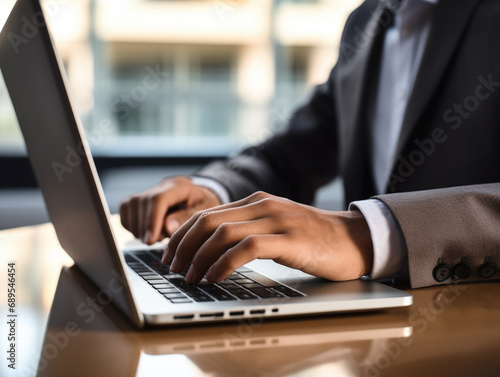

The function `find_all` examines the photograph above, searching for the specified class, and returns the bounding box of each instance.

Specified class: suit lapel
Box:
[393,0,483,160]
[339,3,391,168]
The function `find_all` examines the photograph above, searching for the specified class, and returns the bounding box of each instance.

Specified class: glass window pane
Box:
[0,0,363,156]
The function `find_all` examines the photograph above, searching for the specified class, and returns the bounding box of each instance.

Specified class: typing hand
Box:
[162,191,374,284]
[119,176,221,244]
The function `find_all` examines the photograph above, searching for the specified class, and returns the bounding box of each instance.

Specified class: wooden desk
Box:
[1,219,499,377]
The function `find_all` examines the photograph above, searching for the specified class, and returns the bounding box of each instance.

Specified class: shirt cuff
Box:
[190,176,231,204]
[349,199,407,280]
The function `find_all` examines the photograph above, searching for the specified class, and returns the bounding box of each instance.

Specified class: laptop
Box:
[0,0,412,328]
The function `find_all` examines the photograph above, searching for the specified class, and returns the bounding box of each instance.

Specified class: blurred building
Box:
[0,0,361,229]
[0,0,362,156]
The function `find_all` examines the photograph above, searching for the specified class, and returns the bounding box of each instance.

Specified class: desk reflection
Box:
[36,266,411,377]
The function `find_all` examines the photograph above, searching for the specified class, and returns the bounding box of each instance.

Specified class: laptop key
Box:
[168,279,215,302]
[135,251,159,264]
[181,285,200,294]
[167,278,186,286]
[143,275,164,281]
[164,292,187,299]
[152,283,175,289]
[149,262,165,270]
[124,254,137,263]
[200,285,237,301]
[247,287,284,299]
[130,264,151,273]
[185,288,215,302]
[158,288,180,294]
[150,249,165,260]
[135,269,154,274]
[169,298,192,304]
[146,279,166,285]
[126,262,142,268]
[191,294,214,302]
[163,273,185,279]
[152,266,170,274]
[224,288,257,300]
[138,272,157,277]
[180,286,214,301]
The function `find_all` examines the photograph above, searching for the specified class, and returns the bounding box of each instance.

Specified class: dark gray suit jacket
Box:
[196,0,500,288]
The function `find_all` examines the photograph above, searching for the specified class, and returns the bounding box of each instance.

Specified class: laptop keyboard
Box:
[125,249,305,304]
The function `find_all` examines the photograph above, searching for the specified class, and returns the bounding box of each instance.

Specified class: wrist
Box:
[344,210,374,277]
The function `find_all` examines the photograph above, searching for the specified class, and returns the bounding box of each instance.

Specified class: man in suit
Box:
[120,0,500,288]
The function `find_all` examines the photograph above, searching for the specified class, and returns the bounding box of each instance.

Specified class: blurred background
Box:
[0,0,362,229]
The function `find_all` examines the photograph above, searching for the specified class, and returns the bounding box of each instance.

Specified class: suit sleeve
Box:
[375,183,500,288]
[194,67,340,205]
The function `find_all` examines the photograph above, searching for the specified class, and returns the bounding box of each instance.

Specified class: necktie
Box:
[371,0,435,193]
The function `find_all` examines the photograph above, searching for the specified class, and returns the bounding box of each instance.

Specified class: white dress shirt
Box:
[193,0,438,281]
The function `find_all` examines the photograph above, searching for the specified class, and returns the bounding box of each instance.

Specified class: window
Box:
[0,0,362,157]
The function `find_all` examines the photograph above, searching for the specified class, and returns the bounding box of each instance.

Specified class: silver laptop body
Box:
[0,0,412,328]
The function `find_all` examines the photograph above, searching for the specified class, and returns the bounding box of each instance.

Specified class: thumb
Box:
[165,209,194,235]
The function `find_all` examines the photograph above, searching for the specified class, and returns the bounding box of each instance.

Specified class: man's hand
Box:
[162,191,374,284]
[119,176,222,244]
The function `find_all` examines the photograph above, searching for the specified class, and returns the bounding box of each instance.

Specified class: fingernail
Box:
[185,268,194,283]
[170,257,180,272]
[167,218,180,234]
[205,266,215,281]
[143,230,151,244]
[161,246,169,264]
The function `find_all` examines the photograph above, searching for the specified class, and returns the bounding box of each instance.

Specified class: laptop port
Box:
[250,309,265,315]
[174,314,194,320]
[200,312,224,318]
[229,311,244,316]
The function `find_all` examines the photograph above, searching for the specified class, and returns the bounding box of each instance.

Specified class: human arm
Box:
[162,184,500,288]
